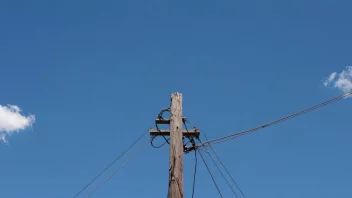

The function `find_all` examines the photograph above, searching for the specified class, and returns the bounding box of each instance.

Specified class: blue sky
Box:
[1,0,351,197]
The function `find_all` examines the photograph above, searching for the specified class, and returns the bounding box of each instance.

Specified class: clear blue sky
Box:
[1,0,351,197]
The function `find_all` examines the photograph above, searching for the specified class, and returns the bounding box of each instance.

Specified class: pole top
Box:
[171,92,182,96]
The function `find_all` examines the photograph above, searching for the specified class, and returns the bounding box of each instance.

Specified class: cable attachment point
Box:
[158,108,170,120]
[184,137,197,154]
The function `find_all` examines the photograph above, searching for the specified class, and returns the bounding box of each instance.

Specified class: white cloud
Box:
[323,72,337,86]
[0,105,35,143]
[324,66,352,94]
[0,133,7,144]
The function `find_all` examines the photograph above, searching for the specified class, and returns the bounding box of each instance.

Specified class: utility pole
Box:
[168,93,184,198]
[149,92,200,198]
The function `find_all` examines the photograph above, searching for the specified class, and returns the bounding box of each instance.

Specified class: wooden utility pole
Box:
[168,92,184,198]
[149,93,200,198]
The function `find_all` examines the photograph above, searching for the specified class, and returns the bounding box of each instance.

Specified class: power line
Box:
[199,91,352,147]
[151,108,171,148]
[150,123,170,148]
[198,150,224,198]
[87,142,148,198]
[185,119,245,197]
[192,150,198,198]
[150,135,169,148]
[202,133,245,198]
[198,138,239,198]
[73,127,151,198]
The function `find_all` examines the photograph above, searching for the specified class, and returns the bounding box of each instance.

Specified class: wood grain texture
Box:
[168,93,184,198]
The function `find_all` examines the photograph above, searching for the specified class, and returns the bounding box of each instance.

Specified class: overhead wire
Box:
[198,150,224,198]
[151,108,170,148]
[192,150,198,198]
[198,139,239,198]
[201,133,245,198]
[73,127,152,198]
[199,91,352,147]
[183,120,197,153]
[150,122,170,148]
[87,141,149,197]
[185,119,245,197]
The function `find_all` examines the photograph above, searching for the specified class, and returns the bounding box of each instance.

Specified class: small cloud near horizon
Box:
[324,66,352,94]
[0,105,35,143]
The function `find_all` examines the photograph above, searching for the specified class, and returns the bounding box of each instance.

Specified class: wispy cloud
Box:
[323,72,337,86]
[0,105,35,143]
[324,66,352,94]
